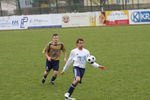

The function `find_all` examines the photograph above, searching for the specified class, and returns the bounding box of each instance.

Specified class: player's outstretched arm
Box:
[91,62,106,70]
[98,66,107,70]
[61,57,73,75]
[61,71,64,75]
[63,52,67,64]
[61,50,74,75]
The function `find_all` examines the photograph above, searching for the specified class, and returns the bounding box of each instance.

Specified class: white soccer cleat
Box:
[64,93,76,100]
[64,92,70,99]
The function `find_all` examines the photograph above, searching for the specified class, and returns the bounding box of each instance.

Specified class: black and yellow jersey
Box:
[43,41,66,60]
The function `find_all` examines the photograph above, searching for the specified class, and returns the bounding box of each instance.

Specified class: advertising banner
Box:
[96,12,106,26]
[129,9,150,24]
[2,10,150,30]
[0,14,62,30]
[105,10,129,25]
[0,16,28,30]
[27,14,62,29]
[62,12,105,27]
[89,12,97,26]
[62,13,90,27]
[89,12,106,26]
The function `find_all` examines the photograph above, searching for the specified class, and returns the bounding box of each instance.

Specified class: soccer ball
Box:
[86,55,96,64]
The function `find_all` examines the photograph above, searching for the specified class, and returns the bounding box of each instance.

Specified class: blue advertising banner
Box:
[129,9,150,24]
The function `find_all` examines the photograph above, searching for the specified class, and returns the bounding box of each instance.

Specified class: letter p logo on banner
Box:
[20,17,28,28]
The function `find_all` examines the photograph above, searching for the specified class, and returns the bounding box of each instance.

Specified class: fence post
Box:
[100,0,105,12]
[132,0,134,9]
[56,0,58,13]
[122,0,125,10]
[39,0,41,14]
[137,0,140,9]
[125,0,127,9]
[17,0,22,15]
[0,1,2,16]
[90,0,93,11]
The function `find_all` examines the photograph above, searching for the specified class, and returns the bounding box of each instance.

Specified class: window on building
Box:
[116,0,120,4]
[25,0,32,6]
[125,0,129,3]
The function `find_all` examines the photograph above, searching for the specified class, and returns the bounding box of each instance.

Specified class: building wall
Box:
[84,0,100,6]
[19,0,33,8]
[1,1,16,14]
[107,0,150,4]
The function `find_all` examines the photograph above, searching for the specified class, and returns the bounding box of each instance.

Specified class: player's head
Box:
[76,38,84,49]
[52,33,59,43]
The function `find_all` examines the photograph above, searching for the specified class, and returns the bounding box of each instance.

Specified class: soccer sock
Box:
[68,84,76,96]
[43,74,47,80]
[51,76,57,82]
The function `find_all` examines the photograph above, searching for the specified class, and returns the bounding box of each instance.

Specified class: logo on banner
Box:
[131,11,150,23]
[63,16,70,23]
[12,20,19,25]
[20,17,28,28]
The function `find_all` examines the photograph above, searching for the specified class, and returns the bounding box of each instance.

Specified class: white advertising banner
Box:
[0,14,62,30]
[2,9,150,30]
[27,14,62,29]
[0,16,27,30]
[62,13,90,27]
[129,9,150,24]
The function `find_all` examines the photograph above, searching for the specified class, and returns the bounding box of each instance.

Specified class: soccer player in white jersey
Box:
[61,38,106,99]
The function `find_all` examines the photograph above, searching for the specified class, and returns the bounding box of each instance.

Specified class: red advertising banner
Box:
[105,10,129,25]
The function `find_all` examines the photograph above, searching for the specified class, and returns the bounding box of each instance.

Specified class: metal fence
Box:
[0,0,150,16]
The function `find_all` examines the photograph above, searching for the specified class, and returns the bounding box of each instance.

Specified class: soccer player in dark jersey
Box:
[42,33,66,85]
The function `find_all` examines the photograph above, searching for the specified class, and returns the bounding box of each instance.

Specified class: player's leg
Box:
[65,76,80,99]
[42,59,52,84]
[42,71,50,83]
[65,67,84,98]
[50,70,59,85]
[50,60,59,85]
[68,75,81,96]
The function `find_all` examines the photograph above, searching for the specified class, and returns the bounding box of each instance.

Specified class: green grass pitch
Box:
[0,25,150,100]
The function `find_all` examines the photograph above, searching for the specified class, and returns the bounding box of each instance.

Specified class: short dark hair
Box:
[76,38,84,44]
[52,33,58,37]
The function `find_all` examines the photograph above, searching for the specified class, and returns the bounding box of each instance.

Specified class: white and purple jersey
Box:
[62,48,101,72]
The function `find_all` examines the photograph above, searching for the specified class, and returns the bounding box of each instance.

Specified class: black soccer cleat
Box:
[42,79,45,84]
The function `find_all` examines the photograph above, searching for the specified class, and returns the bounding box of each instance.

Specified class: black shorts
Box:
[45,59,59,72]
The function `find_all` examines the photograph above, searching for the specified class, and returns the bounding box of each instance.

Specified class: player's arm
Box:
[61,50,74,75]
[61,43,67,63]
[45,52,51,61]
[63,51,67,63]
[91,62,106,70]
[87,51,106,70]
[43,43,51,61]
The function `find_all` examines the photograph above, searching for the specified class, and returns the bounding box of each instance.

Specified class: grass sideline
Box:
[0,25,150,100]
